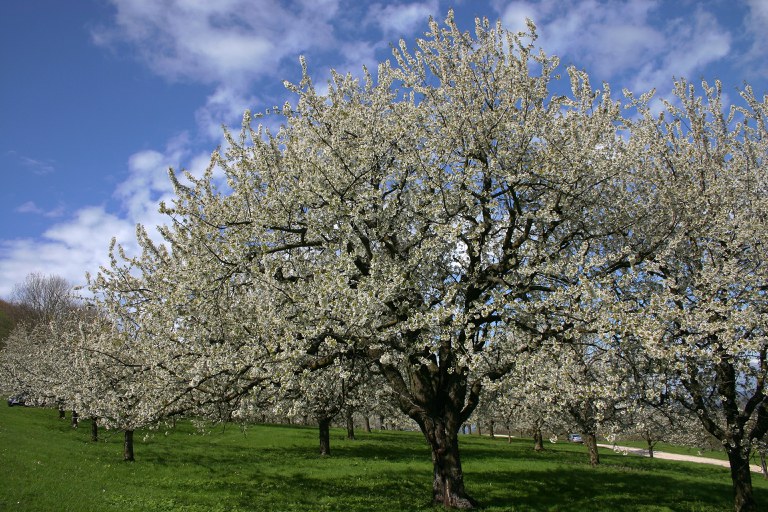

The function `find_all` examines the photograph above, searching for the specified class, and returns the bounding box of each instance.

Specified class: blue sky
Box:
[1,0,766,298]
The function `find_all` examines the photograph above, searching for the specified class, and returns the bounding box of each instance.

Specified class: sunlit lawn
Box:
[607,439,731,461]
[2,405,766,511]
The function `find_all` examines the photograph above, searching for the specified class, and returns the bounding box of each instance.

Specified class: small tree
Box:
[11,273,77,324]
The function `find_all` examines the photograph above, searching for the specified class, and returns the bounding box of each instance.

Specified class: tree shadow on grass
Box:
[473,466,736,511]
[140,459,749,512]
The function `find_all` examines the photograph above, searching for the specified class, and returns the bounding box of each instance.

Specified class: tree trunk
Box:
[364,416,371,433]
[91,417,98,442]
[58,408,65,420]
[488,420,495,439]
[123,430,135,462]
[726,446,758,512]
[760,451,767,480]
[419,416,477,509]
[533,429,544,452]
[319,418,331,456]
[345,409,356,440]
[476,424,481,436]
[379,415,385,430]
[647,439,654,459]
[71,410,78,429]
[584,432,600,466]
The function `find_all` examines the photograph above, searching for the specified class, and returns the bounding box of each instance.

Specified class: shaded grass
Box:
[2,406,767,511]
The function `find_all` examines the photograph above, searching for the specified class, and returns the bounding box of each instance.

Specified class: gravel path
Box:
[597,444,764,474]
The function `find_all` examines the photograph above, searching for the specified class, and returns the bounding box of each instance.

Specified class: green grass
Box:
[610,440,729,461]
[2,406,767,511]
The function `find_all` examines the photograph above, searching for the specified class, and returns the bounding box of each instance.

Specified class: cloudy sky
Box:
[1,0,766,298]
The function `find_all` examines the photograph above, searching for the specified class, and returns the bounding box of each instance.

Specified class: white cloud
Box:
[629,9,730,94]
[196,85,263,140]
[15,201,65,218]
[93,0,342,87]
[742,0,768,78]
[6,151,56,175]
[19,156,56,175]
[0,207,135,297]
[0,137,215,298]
[497,1,541,34]
[494,0,731,95]
[16,201,45,215]
[338,40,383,76]
[367,1,440,37]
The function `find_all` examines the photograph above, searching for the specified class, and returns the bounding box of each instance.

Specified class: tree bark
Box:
[90,417,98,442]
[319,418,331,456]
[488,420,495,439]
[584,432,600,466]
[71,410,78,429]
[345,409,356,440]
[364,416,371,433]
[726,446,757,512]
[379,415,385,430]
[760,451,767,480]
[377,336,483,508]
[58,408,65,420]
[647,439,654,459]
[533,428,544,452]
[123,430,135,462]
[417,415,477,509]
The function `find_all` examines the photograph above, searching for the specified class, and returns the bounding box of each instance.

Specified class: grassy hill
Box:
[2,406,766,511]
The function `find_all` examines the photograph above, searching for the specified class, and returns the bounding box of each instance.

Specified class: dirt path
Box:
[597,444,764,474]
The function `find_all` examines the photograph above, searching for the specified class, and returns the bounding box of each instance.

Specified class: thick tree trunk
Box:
[345,409,356,440]
[488,421,495,439]
[533,429,544,452]
[123,430,135,462]
[379,415,385,430]
[418,416,477,509]
[319,418,331,456]
[584,432,600,466]
[364,416,371,433]
[71,410,78,429]
[647,439,654,459]
[90,417,98,442]
[760,451,767,480]
[726,447,757,512]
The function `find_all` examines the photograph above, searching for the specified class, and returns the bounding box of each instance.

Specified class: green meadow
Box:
[2,406,766,511]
